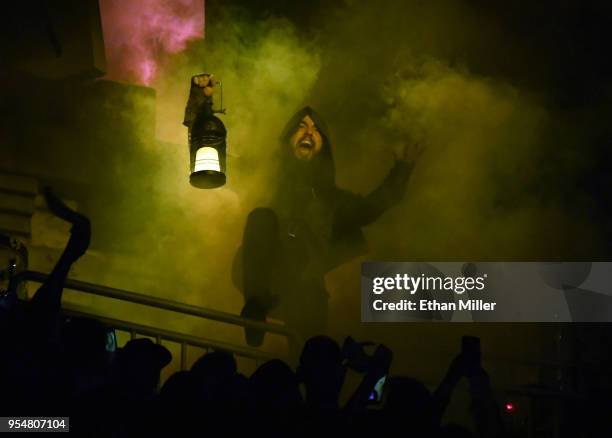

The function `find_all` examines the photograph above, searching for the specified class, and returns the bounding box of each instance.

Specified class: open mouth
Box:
[298,138,314,150]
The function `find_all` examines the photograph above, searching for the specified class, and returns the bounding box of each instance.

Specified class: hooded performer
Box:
[188,73,423,346]
[233,105,424,346]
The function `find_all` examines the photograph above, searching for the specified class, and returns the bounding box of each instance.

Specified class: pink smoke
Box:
[99,0,205,85]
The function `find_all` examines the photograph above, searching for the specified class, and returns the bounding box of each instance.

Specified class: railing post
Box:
[181,341,188,371]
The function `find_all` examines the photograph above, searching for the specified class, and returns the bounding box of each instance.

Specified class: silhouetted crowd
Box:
[0,190,506,437]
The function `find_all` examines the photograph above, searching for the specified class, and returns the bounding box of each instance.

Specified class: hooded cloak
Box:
[233,106,414,338]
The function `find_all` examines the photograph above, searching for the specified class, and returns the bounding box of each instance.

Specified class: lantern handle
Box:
[213,80,226,115]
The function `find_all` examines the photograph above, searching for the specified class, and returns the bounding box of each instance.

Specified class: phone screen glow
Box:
[369,375,386,402]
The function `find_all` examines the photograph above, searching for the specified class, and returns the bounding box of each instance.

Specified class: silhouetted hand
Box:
[446,354,468,384]
[393,141,425,166]
[369,344,393,379]
[343,342,392,415]
[43,188,90,262]
[446,352,484,384]
[342,336,375,373]
[64,220,90,262]
[467,366,491,394]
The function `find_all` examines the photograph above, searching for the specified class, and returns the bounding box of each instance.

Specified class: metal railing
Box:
[16,270,300,369]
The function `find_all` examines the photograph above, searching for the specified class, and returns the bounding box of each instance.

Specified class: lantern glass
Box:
[194,147,221,173]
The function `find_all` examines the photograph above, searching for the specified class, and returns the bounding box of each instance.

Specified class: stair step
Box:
[0,192,35,215]
[0,173,38,196]
[0,211,30,236]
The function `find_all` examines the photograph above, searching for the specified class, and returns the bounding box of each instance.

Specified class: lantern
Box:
[184,74,227,189]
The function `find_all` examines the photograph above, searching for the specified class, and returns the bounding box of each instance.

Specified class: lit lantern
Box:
[184,74,227,189]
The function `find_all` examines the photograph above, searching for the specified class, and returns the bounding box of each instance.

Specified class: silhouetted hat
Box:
[118,338,172,370]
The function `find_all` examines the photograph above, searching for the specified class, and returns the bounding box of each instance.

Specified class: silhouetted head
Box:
[438,423,475,438]
[251,359,302,408]
[224,373,256,410]
[191,350,237,389]
[298,335,345,408]
[384,376,435,432]
[160,371,201,406]
[385,376,431,410]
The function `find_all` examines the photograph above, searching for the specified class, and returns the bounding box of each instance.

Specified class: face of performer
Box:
[289,115,323,161]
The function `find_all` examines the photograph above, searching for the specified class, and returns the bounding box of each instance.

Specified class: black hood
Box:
[277,106,336,191]
[280,106,331,146]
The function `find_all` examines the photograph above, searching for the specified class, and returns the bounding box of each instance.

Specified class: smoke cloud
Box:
[99,0,205,85]
[56,0,608,370]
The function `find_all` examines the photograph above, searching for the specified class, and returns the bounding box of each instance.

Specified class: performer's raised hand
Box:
[394,140,425,166]
[29,188,91,313]
[43,187,91,262]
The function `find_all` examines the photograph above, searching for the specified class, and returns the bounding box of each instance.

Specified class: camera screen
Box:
[369,375,386,403]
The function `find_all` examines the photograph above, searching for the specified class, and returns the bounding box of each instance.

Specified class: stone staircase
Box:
[0,172,38,239]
